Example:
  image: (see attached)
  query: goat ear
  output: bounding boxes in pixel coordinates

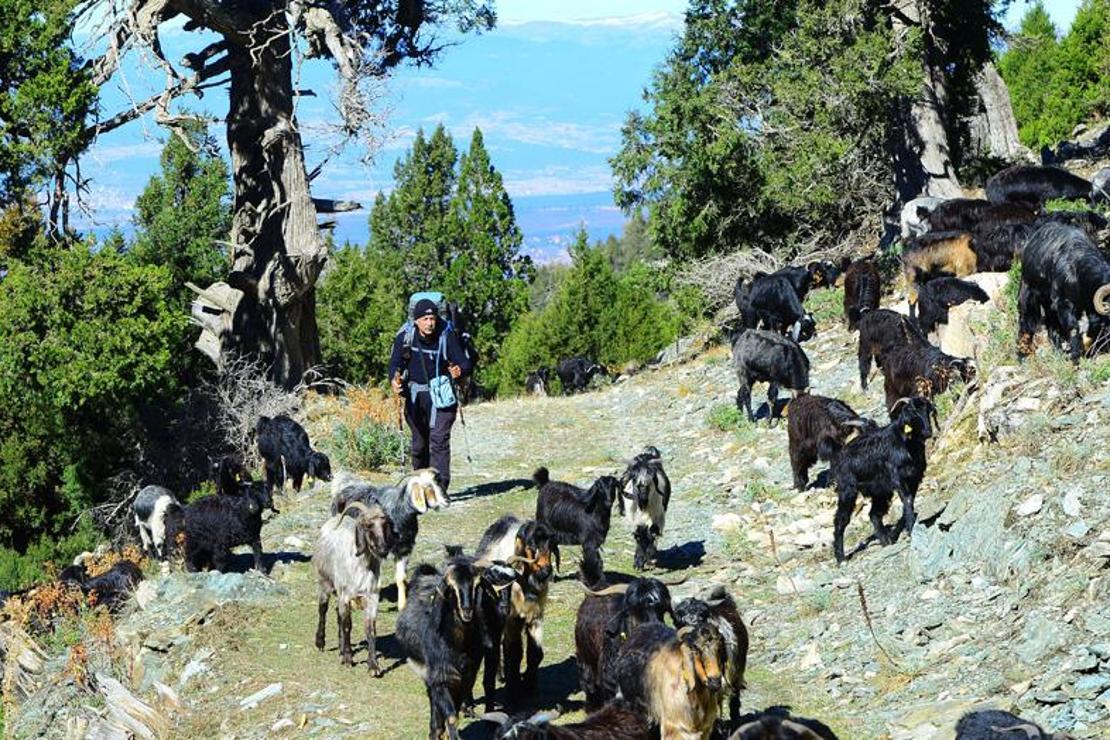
[409,482,429,514]
[354,525,369,558]
[680,644,699,692]
[552,544,561,574]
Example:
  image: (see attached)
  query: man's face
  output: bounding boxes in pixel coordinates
[415,314,437,336]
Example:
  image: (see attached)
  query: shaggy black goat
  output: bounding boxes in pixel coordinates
[829,397,934,563]
[785,394,876,491]
[730,329,810,424]
[1019,222,1110,361]
[213,454,254,497]
[735,274,816,342]
[396,555,518,740]
[574,577,674,710]
[914,277,990,335]
[256,414,332,495]
[973,210,1107,273]
[534,467,622,587]
[556,358,609,394]
[183,481,272,572]
[726,708,840,739]
[840,259,881,331]
[524,367,550,396]
[880,345,975,412]
[926,199,1034,234]
[674,585,750,724]
[620,447,671,570]
[64,560,144,611]
[954,709,1070,739]
[614,621,725,739]
[856,309,930,390]
[986,165,1094,209]
[330,469,449,612]
[474,515,561,708]
[769,261,840,301]
[489,700,654,739]
[132,485,185,560]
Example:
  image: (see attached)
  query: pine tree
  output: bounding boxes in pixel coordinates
[544,225,620,359]
[998,3,1062,149]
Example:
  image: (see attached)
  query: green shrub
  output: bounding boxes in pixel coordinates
[328,419,407,471]
[707,403,747,431]
[0,518,99,592]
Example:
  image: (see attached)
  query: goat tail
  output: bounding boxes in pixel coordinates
[533,467,550,487]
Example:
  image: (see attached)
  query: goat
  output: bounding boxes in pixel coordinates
[183,481,272,573]
[856,309,930,390]
[620,447,671,570]
[840,259,881,331]
[986,165,1094,209]
[785,394,876,491]
[62,560,144,612]
[331,468,449,611]
[313,500,395,674]
[973,210,1107,273]
[913,277,990,336]
[256,414,332,495]
[524,368,550,397]
[132,485,185,561]
[880,345,975,412]
[396,554,518,740]
[213,454,253,497]
[489,700,654,739]
[735,275,816,342]
[769,261,841,301]
[673,586,750,725]
[1019,221,1110,361]
[829,397,934,563]
[474,515,560,708]
[902,232,978,304]
[575,578,674,710]
[726,708,840,739]
[614,621,725,739]
[900,196,945,239]
[729,329,810,424]
[534,467,622,587]
[557,358,609,394]
[954,709,1071,739]
[926,199,1034,234]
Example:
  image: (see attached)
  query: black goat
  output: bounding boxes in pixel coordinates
[914,277,990,335]
[213,454,254,497]
[880,345,975,412]
[1019,222,1110,361]
[620,447,671,570]
[954,709,1069,739]
[829,397,934,563]
[735,274,816,342]
[730,329,810,424]
[330,469,449,611]
[726,708,840,739]
[534,467,622,587]
[769,261,840,301]
[65,561,144,611]
[840,259,880,331]
[973,210,1107,273]
[255,414,332,495]
[489,700,654,739]
[183,481,272,572]
[674,586,750,724]
[986,165,1094,209]
[474,515,560,709]
[556,358,609,394]
[396,555,517,740]
[785,394,876,491]
[574,577,674,710]
[524,367,550,396]
[926,199,1034,234]
[856,309,930,390]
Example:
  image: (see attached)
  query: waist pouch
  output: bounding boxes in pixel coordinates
[429,375,457,409]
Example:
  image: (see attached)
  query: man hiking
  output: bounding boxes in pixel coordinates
[388,297,473,493]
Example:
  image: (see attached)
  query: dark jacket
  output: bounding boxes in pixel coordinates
[387,320,474,388]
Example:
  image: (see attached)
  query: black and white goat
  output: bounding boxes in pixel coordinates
[674,586,750,724]
[132,485,185,560]
[313,500,395,674]
[534,467,623,587]
[331,468,449,611]
[183,481,273,573]
[256,414,332,495]
[620,447,671,570]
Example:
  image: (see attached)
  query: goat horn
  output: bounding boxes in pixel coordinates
[659,573,690,587]
[988,724,1045,739]
[584,583,628,596]
[890,397,913,413]
[473,558,492,568]
[341,501,374,519]
[1094,284,1110,316]
[507,555,535,565]
[676,626,693,638]
[779,719,822,738]
[480,712,510,724]
[842,419,870,429]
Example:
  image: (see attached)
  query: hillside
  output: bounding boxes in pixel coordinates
[3,283,1110,739]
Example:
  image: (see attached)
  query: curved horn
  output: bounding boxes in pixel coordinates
[889,397,913,414]
[659,573,690,587]
[986,724,1045,740]
[584,583,629,596]
[341,500,375,520]
[842,419,870,429]
[479,712,510,725]
[507,555,536,565]
[779,719,823,738]
[676,625,694,639]
[1094,284,1110,316]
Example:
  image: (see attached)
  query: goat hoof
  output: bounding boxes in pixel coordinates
[340,655,353,667]
[368,662,383,678]
[315,638,325,651]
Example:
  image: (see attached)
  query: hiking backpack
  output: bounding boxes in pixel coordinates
[396,291,478,367]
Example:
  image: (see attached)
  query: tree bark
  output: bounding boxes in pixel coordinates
[968,62,1034,163]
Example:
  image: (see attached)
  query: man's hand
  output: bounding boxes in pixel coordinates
[448,363,462,380]
[391,376,403,395]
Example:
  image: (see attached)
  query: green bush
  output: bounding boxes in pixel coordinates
[0,518,99,592]
[707,403,747,431]
[328,419,407,471]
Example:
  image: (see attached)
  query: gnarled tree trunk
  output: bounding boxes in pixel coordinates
[968,62,1034,163]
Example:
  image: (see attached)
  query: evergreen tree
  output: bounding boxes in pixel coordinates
[998,3,1063,149]
[543,226,620,359]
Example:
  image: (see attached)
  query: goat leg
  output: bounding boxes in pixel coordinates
[338,602,353,666]
[524,622,543,692]
[428,685,457,740]
[896,487,916,542]
[315,591,329,651]
[833,485,858,564]
[364,589,382,676]
[251,538,263,573]
[396,557,409,612]
[869,493,893,546]
[482,642,500,712]
[503,620,525,700]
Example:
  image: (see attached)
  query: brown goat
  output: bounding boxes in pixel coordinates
[785,394,876,491]
[840,259,881,330]
[902,232,978,304]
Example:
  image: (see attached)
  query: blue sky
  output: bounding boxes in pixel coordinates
[74,1,1082,262]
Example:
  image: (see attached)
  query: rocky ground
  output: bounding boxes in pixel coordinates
[4,284,1110,739]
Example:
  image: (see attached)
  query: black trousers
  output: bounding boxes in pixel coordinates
[405,391,458,492]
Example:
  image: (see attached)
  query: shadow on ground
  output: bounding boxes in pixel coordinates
[453,478,534,503]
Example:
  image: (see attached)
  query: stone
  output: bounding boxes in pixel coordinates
[1015,494,1044,517]
[1062,489,1083,517]
[240,683,283,710]
[1064,520,1090,539]
[712,513,744,532]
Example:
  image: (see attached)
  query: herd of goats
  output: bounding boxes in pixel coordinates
[6,162,1109,739]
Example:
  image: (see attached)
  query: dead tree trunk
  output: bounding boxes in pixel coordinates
[191,14,327,389]
[968,62,1034,163]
